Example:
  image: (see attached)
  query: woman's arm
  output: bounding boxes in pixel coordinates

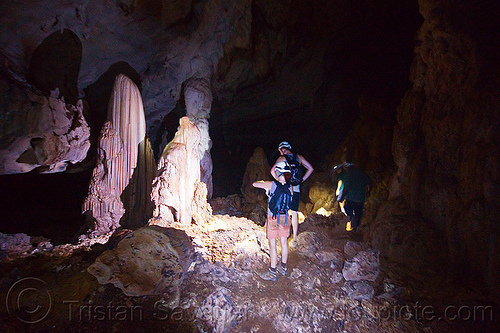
[270,156,285,180]
[298,154,314,181]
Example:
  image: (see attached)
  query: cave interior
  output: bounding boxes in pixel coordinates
[0,0,499,332]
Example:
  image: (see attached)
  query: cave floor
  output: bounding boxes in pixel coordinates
[0,211,498,333]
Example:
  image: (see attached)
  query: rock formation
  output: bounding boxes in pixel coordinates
[150,116,211,226]
[240,147,271,204]
[305,179,337,215]
[87,226,193,299]
[0,0,498,307]
[184,77,214,198]
[0,79,90,174]
[313,0,500,301]
[82,74,155,236]
[388,0,500,297]
[237,147,271,225]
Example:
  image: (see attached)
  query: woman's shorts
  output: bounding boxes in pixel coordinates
[266,214,291,240]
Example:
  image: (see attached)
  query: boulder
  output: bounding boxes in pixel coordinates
[342,249,380,282]
[0,232,32,256]
[87,226,193,299]
[196,288,240,333]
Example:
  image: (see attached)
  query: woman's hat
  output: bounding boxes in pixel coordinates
[278,141,292,150]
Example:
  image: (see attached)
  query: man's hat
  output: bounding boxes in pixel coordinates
[333,162,354,171]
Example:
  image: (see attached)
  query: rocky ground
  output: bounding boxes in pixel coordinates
[0,198,498,333]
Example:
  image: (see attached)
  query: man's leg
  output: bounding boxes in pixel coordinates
[351,202,364,230]
[339,200,346,215]
[344,200,355,231]
[280,236,288,264]
[290,191,300,238]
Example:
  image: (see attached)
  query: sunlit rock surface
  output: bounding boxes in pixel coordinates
[0,79,90,174]
[83,74,155,236]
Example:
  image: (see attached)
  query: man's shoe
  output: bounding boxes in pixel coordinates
[346,221,353,232]
[276,264,287,276]
[258,268,278,281]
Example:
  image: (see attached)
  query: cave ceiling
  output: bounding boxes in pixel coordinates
[0,0,421,166]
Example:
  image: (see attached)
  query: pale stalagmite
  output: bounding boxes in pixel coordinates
[184,77,214,198]
[150,116,211,226]
[83,74,155,236]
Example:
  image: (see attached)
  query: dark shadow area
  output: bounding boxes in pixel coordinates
[26,29,81,105]
[209,0,421,198]
[0,169,92,244]
[119,140,155,229]
[152,95,185,159]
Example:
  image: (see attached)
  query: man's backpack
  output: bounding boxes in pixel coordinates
[284,153,304,186]
[268,181,292,226]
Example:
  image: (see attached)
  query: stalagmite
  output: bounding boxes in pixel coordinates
[82,74,155,237]
[150,116,211,226]
[184,77,214,198]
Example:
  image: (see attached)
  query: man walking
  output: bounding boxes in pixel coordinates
[338,163,372,232]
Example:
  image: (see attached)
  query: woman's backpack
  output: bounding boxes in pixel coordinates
[268,181,292,226]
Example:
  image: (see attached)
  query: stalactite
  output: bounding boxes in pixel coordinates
[82,74,155,237]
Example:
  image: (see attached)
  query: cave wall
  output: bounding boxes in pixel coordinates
[320,0,499,300]
[389,0,499,297]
